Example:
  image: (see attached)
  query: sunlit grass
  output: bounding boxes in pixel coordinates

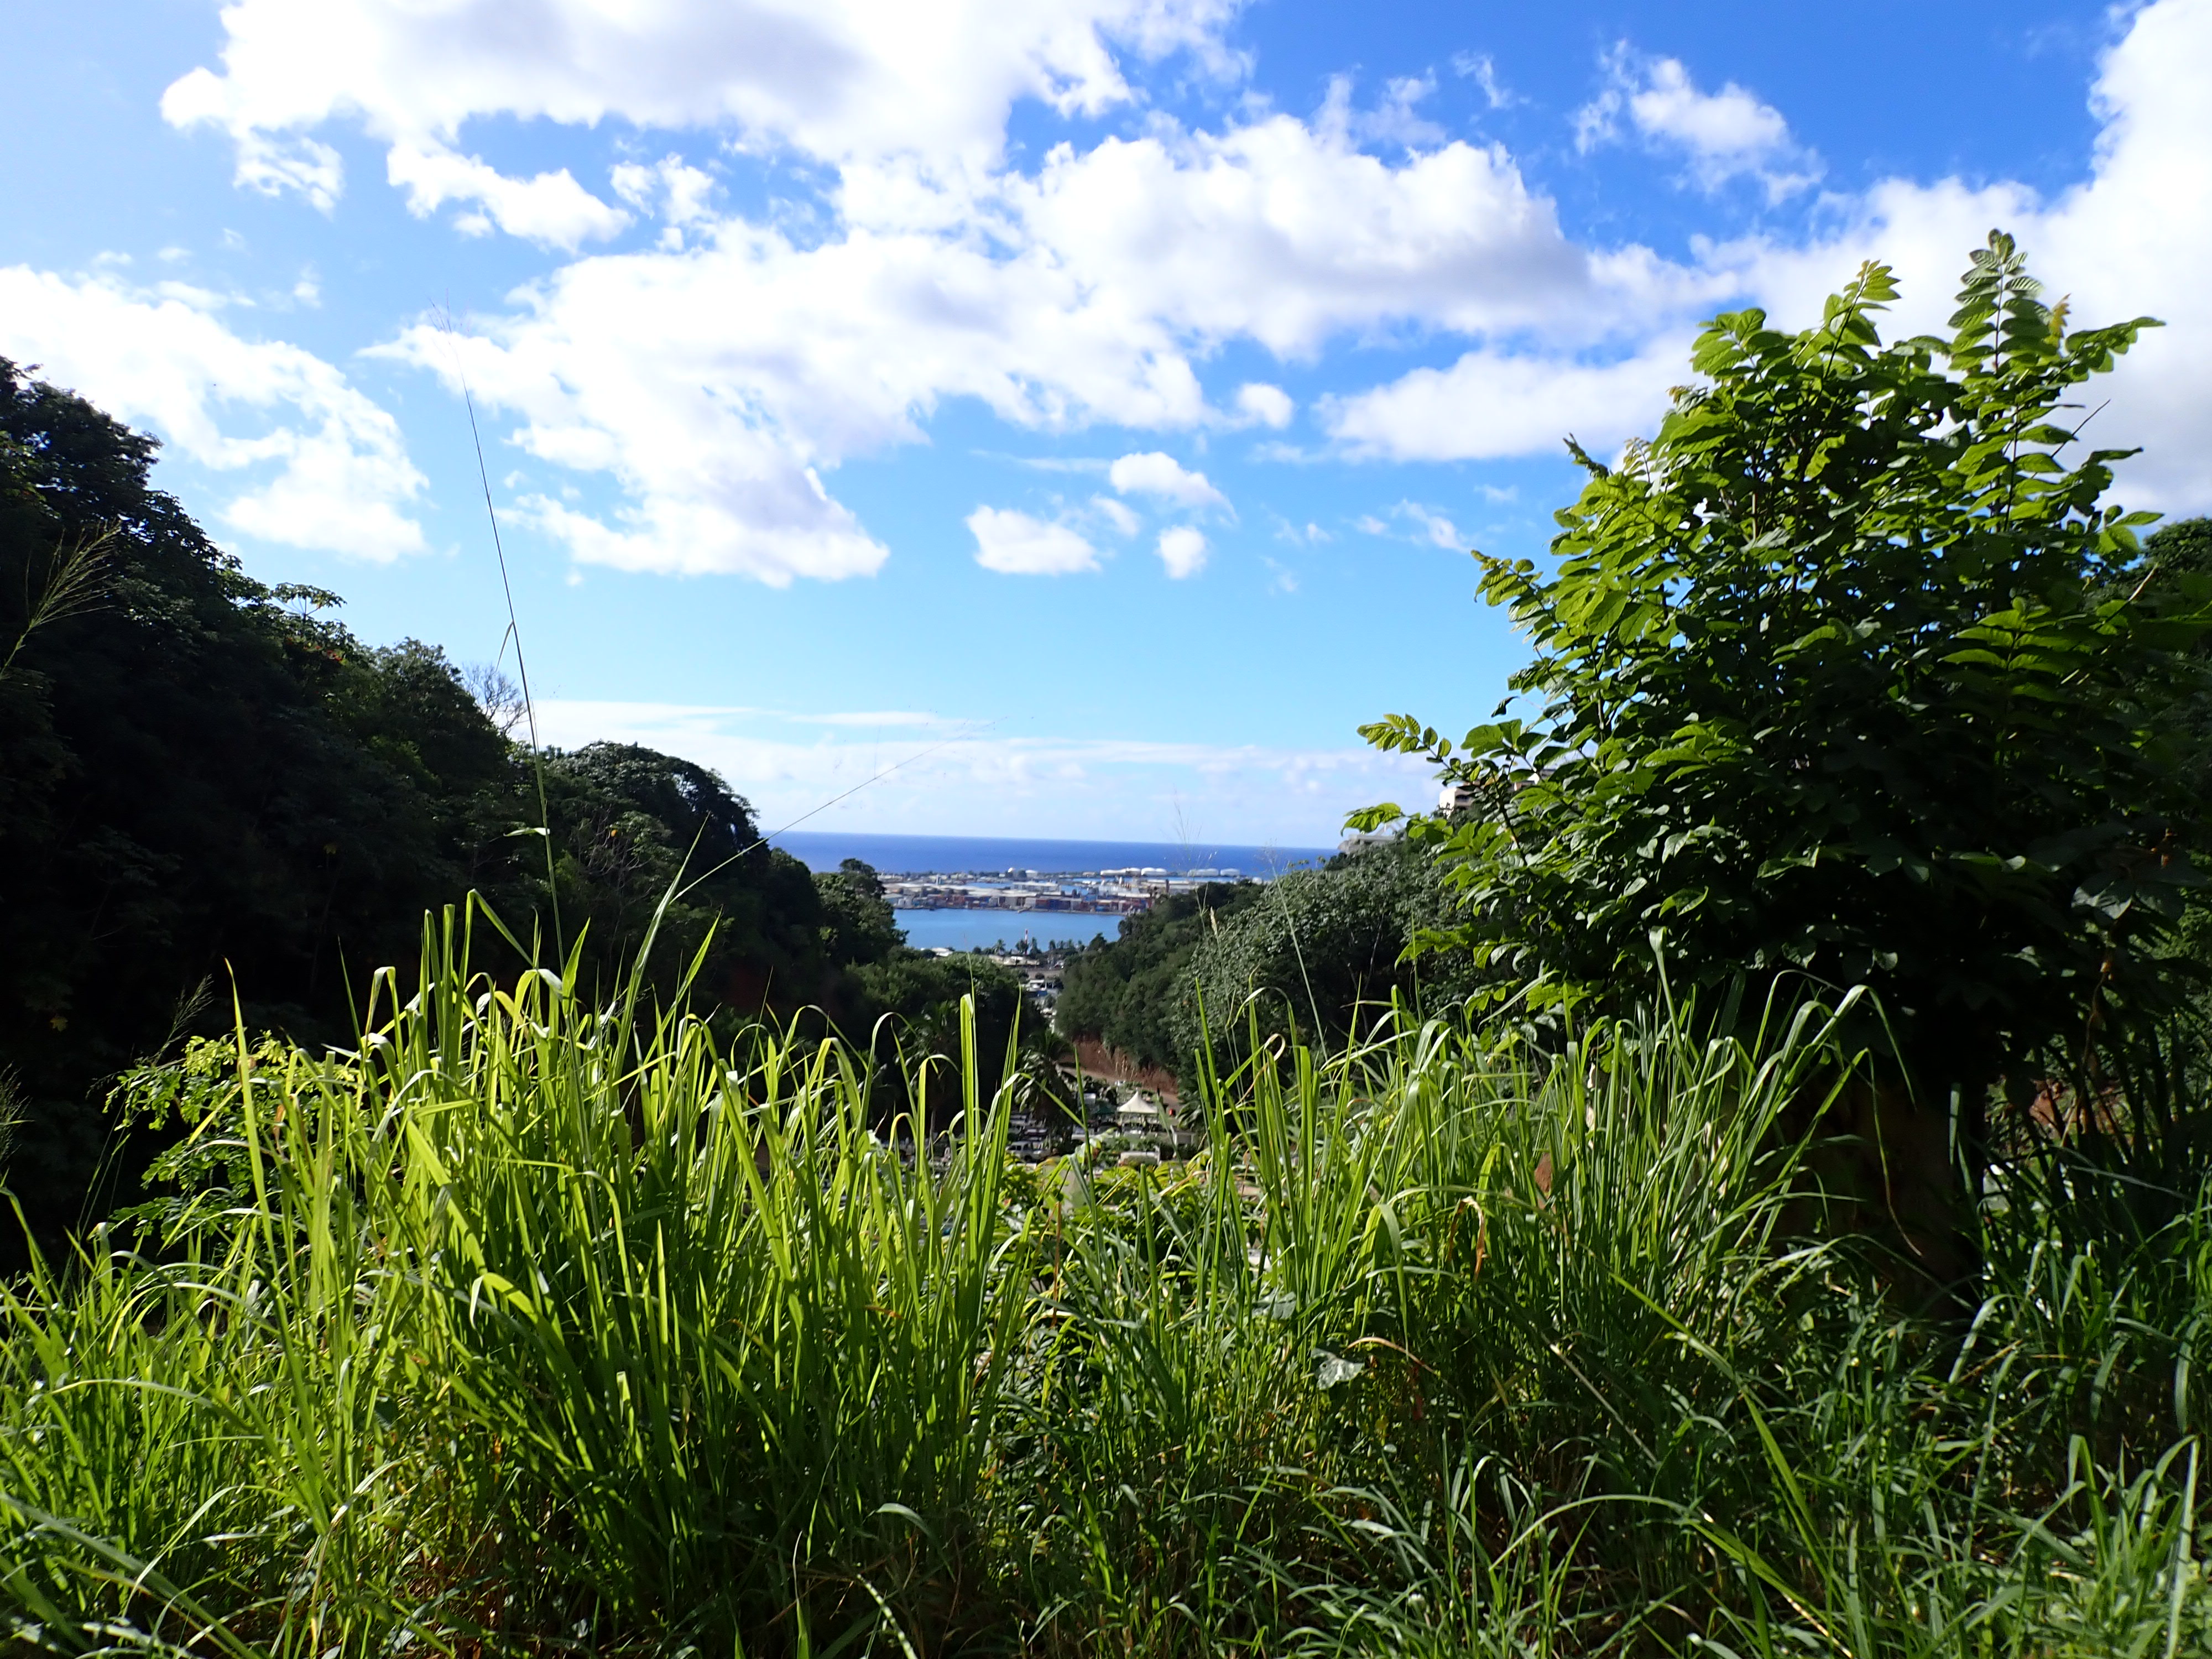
[3,906,2207,1655]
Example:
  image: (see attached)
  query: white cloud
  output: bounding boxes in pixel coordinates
[1350,503,1468,549]
[1323,337,1692,461]
[153,279,246,310]
[1397,502,1463,549]
[611,155,720,227]
[1328,0,2212,508]
[1451,51,1517,110]
[968,505,1100,573]
[160,0,1686,587]
[1091,495,1142,535]
[385,143,630,248]
[1110,450,1229,510]
[1317,72,1447,151]
[0,267,425,559]
[1234,381,1293,428]
[518,483,881,582]
[532,698,1433,842]
[1156,524,1208,577]
[161,0,1243,217]
[1010,118,1621,359]
[1577,48,1820,201]
[163,0,2212,582]
[1692,0,2212,511]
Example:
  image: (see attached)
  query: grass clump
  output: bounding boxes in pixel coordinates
[3,911,2208,1656]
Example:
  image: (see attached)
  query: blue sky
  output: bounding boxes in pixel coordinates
[6,0,2208,844]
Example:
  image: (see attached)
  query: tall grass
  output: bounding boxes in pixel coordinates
[3,911,2207,1655]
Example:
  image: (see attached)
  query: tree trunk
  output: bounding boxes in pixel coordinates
[1783,1072,1984,1315]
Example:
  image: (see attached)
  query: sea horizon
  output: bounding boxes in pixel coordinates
[770,829,1335,879]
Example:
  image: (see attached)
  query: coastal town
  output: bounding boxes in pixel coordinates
[879,865,1250,918]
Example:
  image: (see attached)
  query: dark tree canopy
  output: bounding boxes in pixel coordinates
[1164,841,1479,1099]
[535,740,835,1013]
[0,358,531,1242]
[0,361,917,1251]
[1052,856,1472,1099]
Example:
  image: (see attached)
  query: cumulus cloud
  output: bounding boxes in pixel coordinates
[610,155,720,228]
[1156,524,1208,577]
[1397,503,1463,549]
[968,505,1100,574]
[1316,72,1447,151]
[1576,47,1820,201]
[1234,381,1293,427]
[1690,0,2212,511]
[1451,51,1517,111]
[0,267,425,559]
[156,0,2212,583]
[1091,495,1142,535]
[1354,502,1467,549]
[160,0,1243,206]
[1335,0,2212,509]
[1109,450,1229,510]
[1322,337,1692,461]
[159,0,1692,585]
[385,143,630,248]
[1009,118,1619,358]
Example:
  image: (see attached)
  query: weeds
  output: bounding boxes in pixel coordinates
[2,911,2206,1655]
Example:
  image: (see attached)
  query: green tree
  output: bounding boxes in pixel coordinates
[1170,841,1478,1095]
[849,950,1029,1126]
[533,742,835,1014]
[0,362,861,1256]
[2128,517,2212,801]
[815,858,905,968]
[1357,234,2198,1133]
[1055,881,1267,1073]
[0,358,534,1251]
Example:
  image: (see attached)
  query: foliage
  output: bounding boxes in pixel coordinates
[2130,515,2212,805]
[1058,853,1478,1099]
[816,856,906,968]
[1171,838,1480,1093]
[1355,235,2203,1114]
[0,358,526,1255]
[4,931,2210,1655]
[0,361,882,1259]
[850,947,1041,1125]
[1056,880,1269,1073]
[534,740,836,1015]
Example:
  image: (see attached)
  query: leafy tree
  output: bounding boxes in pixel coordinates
[0,358,535,1250]
[1356,234,2198,1145]
[1056,882,1267,1074]
[1170,841,1479,1094]
[2127,517,2212,801]
[0,362,873,1255]
[850,950,1031,1125]
[815,858,905,968]
[533,742,835,1014]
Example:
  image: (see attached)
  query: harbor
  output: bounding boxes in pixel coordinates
[881,866,1246,918]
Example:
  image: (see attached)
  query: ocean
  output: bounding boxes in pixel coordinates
[771,830,1334,879]
[893,908,1123,953]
